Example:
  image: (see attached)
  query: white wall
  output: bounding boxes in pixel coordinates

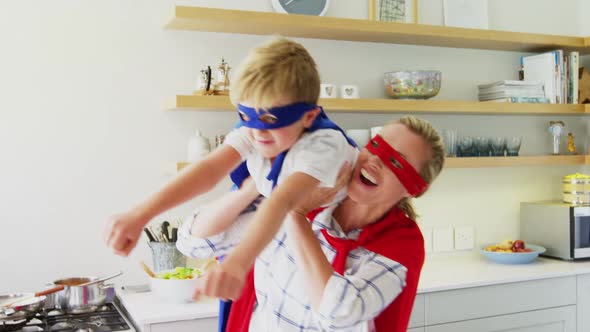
[0,0,586,293]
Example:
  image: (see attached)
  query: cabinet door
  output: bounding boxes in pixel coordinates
[425,305,576,332]
[578,274,590,332]
[425,276,576,325]
[149,317,218,332]
[408,294,425,328]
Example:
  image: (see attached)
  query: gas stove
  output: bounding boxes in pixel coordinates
[12,303,135,332]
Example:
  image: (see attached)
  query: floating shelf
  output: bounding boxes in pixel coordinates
[176,155,590,172]
[165,6,589,53]
[445,155,590,168]
[170,95,589,116]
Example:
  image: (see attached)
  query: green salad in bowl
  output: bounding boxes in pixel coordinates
[156,267,201,280]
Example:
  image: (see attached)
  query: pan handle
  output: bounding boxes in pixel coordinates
[35,285,65,297]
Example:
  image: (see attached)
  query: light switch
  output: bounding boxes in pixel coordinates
[454,226,475,250]
[433,227,454,252]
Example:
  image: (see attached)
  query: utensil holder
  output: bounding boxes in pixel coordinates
[148,242,187,272]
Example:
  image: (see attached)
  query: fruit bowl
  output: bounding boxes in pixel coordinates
[384,71,442,99]
[481,243,546,264]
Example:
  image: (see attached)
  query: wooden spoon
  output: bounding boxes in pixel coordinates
[200,257,217,272]
[140,261,156,278]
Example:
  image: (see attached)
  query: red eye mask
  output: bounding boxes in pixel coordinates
[364,135,428,197]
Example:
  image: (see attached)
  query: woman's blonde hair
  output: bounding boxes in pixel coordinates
[394,116,445,220]
[230,37,320,109]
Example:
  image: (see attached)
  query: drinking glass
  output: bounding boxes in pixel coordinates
[475,136,490,157]
[443,130,458,157]
[458,136,475,157]
[506,137,523,156]
[490,137,507,157]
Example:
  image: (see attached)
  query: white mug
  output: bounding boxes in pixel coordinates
[340,85,360,99]
[346,129,371,147]
[320,83,337,98]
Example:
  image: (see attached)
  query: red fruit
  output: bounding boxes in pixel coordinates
[512,240,526,252]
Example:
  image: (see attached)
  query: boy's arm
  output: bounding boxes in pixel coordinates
[193,172,320,300]
[191,178,260,238]
[224,172,320,267]
[104,145,243,256]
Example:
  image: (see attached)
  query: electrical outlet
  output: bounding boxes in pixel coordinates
[454,226,475,250]
[421,227,433,253]
[433,227,454,252]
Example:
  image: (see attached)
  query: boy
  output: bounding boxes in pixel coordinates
[104,37,357,299]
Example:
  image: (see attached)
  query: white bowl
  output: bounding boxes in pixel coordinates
[150,271,199,303]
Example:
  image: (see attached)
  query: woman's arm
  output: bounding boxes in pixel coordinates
[176,206,255,260]
[285,211,334,309]
[287,211,408,328]
[221,172,321,270]
[190,178,260,238]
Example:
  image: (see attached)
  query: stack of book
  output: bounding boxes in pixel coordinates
[478,80,548,103]
[522,50,579,104]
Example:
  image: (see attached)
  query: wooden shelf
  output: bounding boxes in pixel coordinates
[170,95,589,115]
[445,155,590,168]
[176,156,590,172]
[165,6,589,53]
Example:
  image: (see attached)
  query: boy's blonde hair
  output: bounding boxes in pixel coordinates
[394,116,445,220]
[230,37,320,109]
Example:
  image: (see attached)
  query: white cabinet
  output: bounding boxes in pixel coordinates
[408,294,425,328]
[425,276,576,325]
[148,317,218,332]
[578,274,590,332]
[408,276,580,331]
[424,305,576,332]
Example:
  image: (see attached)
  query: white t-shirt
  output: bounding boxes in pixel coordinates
[224,127,358,205]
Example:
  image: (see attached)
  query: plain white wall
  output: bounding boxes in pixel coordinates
[0,0,587,293]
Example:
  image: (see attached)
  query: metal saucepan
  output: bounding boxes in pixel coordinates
[0,293,46,332]
[46,273,121,313]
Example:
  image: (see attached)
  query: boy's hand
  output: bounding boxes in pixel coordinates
[104,209,148,256]
[292,162,353,216]
[193,260,248,301]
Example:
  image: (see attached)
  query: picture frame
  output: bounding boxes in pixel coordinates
[369,0,418,23]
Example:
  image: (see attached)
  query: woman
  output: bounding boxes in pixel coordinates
[177,116,445,331]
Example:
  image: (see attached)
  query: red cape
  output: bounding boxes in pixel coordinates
[226,207,425,332]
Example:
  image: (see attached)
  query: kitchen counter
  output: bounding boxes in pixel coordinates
[118,253,590,326]
[117,289,219,325]
[418,252,590,293]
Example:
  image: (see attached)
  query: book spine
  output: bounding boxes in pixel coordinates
[571,52,580,104]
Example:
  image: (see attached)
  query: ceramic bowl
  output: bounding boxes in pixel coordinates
[481,244,546,264]
[384,71,441,99]
[150,269,200,303]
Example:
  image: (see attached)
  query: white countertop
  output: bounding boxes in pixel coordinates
[418,252,590,293]
[118,290,219,325]
[118,254,590,324]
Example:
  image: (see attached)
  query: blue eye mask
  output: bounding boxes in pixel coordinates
[237,102,318,129]
[230,104,357,190]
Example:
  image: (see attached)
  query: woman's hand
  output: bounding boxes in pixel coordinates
[292,162,353,216]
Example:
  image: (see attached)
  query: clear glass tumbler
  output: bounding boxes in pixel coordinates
[443,129,458,157]
[490,137,507,157]
[506,137,523,156]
